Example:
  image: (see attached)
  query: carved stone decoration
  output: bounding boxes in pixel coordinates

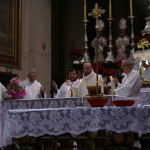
[115,18,130,61]
[91,19,107,63]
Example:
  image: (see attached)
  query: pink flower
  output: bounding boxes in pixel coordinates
[8,77,26,99]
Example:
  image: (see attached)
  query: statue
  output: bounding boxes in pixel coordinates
[91,19,107,63]
[115,18,130,61]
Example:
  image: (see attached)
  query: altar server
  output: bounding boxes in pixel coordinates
[80,62,103,97]
[114,58,142,97]
[53,68,81,97]
[20,69,47,99]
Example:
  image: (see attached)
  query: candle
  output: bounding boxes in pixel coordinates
[109,0,112,18]
[110,76,114,95]
[101,80,104,94]
[79,79,83,84]
[84,0,86,20]
[130,0,133,16]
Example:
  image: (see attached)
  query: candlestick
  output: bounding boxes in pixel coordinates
[106,18,115,62]
[84,0,86,20]
[101,80,104,94]
[130,0,133,16]
[109,0,112,18]
[128,16,135,53]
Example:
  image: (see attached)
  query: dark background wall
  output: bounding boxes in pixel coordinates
[51,0,149,88]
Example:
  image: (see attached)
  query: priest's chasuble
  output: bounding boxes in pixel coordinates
[20,79,47,99]
[115,69,142,97]
[80,70,103,97]
[142,66,150,80]
[55,79,81,98]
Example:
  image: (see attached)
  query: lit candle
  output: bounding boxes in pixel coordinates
[110,76,114,95]
[109,0,112,18]
[84,0,86,20]
[79,78,83,104]
[101,80,104,94]
[79,79,83,84]
[130,0,133,16]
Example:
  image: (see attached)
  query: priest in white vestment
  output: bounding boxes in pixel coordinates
[142,60,150,80]
[53,68,81,97]
[20,69,47,99]
[80,62,103,97]
[114,58,142,97]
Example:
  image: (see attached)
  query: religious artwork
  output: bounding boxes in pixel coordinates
[0,0,21,68]
[115,18,129,61]
[91,19,107,63]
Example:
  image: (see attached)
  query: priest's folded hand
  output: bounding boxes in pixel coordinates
[40,87,46,94]
[52,81,58,90]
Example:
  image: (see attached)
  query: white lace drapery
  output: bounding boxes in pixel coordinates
[3,105,150,147]
[0,98,90,147]
[139,88,150,105]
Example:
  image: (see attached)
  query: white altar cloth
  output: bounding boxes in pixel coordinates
[0,98,89,148]
[139,88,150,105]
[3,105,150,147]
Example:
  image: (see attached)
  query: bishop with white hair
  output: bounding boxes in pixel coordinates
[20,69,47,99]
[114,57,142,97]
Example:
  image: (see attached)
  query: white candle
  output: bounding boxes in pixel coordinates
[109,0,112,18]
[110,76,114,95]
[101,80,104,94]
[84,0,86,20]
[79,79,83,84]
[130,0,133,16]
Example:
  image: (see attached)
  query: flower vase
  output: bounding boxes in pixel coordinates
[11,93,22,99]
[8,91,24,99]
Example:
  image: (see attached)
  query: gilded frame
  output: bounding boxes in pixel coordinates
[0,0,21,68]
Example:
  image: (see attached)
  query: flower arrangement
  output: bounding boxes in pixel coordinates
[68,49,83,60]
[137,38,150,50]
[134,35,150,50]
[7,77,26,99]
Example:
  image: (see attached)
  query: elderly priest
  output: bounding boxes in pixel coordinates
[80,62,103,97]
[20,69,47,99]
[114,58,142,97]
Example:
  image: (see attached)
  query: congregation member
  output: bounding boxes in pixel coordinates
[114,58,142,97]
[53,68,81,97]
[80,62,103,97]
[0,82,6,101]
[20,69,47,99]
[142,60,150,80]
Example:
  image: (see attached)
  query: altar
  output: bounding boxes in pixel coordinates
[139,88,150,105]
[0,96,149,149]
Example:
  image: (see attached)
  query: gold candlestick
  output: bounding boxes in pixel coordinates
[84,0,86,20]
[109,0,112,18]
[130,0,133,16]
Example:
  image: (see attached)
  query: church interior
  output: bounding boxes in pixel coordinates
[1,0,150,150]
